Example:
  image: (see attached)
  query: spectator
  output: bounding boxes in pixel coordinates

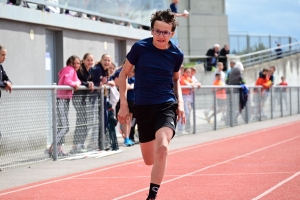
[89,54,111,150]
[0,45,12,139]
[190,67,199,83]
[178,68,200,133]
[170,0,189,18]
[113,66,135,146]
[253,68,271,120]
[0,45,12,95]
[226,61,245,85]
[278,76,288,110]
[71,53,94,154]
[47,55,81,157]
[205,72,226,123]
[205,44,220,71]
[275,44,283,59]
[219,44,230,72]
[226,59,236,78]
[215,62,226,83]
[225,62,246,125]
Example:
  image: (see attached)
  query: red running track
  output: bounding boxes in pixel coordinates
[0,121,300,200]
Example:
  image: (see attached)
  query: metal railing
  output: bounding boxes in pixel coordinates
[0,85,299,170]
[231,41,300,68]
[229,34,298,55]
[2,0,169,28]
[184,41,300,69]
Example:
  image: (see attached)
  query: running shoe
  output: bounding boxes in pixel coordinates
[124,138,132,146]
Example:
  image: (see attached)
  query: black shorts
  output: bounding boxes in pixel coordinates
[134,101,178,143]
[116,100,135,115]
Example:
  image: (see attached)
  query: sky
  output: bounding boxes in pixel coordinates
[226,0,300,42]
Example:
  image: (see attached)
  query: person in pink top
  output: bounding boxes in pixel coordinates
[48,55,81,157]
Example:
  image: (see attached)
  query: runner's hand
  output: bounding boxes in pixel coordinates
[176,101,185,124]
[118,104,130,124]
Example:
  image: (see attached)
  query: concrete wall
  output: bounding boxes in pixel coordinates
[243,54,300,86]
[175,0,228,56]
[0,3,150,85]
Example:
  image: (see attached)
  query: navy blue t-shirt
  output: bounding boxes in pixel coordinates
[126,37,184,105]
[170,3,177,13]
[111,67,135,101]
[92,63,108,87]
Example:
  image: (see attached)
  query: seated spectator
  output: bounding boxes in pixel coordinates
[219,44,230,72]
[275,44,283,59]
[205,44,220,71]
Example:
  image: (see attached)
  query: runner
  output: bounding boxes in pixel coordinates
[118,9,185,200]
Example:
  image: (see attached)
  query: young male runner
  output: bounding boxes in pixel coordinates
[118,9,185,200]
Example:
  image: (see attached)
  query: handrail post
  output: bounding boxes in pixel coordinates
[280,88,283,117]
[213,87,217,130]
[298,87,300,114]
[100,87,105,150]
[52,86,58,161]
[270,87,273,119]
[258,87,262,121]
[192,87,196,134]
[230,87,233,127]
[289,87,292,115]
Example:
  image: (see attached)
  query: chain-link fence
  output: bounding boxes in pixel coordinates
[0,85,299,169]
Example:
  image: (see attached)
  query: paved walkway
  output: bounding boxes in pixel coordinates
[0,114,299,191]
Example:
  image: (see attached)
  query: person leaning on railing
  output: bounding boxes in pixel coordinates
[0,45,13,139]
[71,53,95,154]
[205,44,220,71]
[47,55,81,157]
[225,62,246,125]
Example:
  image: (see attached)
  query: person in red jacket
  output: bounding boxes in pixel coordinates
[253,68,270,120]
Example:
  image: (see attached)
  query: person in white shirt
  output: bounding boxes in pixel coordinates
[215,62,226,83]
[190,67,199,83]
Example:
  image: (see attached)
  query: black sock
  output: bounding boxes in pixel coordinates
[147,183,160,199]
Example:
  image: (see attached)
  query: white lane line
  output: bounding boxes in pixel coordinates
[71,172,295,180]
[113,135,300,200]
[0,121,298,196]
[252,171,300,200]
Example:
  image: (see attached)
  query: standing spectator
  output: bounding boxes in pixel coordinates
[178,68,200,133]
[219,44,230,72]
[48,55,81,157]
[0,45,12,139]
[118,10,185,200]
[169,0,188,47]
[206,72,226,123]
[205,44,220,71]
[0,45,12,95]
[190,67,199,83]
[89,54,111,150]
[170,0,189,18]
[225,62,246,125]
[275,44,283,59]
[278,76,288,110]
[226,59,236,78]
[253,68,271,120]
[215,62,226,83]
[71,53,94,154]
[113,66,135,146]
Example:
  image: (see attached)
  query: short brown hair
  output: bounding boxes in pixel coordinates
[150,9,178,32]
[0,45,5,51]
